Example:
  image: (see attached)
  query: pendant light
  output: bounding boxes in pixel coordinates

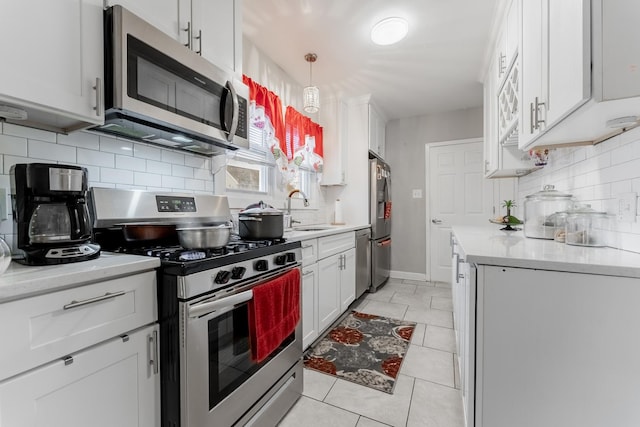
[303,53,320,114]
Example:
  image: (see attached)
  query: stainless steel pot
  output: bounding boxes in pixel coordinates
[238,204,284,240]
[176,224,232,249]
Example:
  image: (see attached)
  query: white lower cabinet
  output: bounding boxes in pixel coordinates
[300,231,356,349]
[0,324,160,427]
[302,263,319,350]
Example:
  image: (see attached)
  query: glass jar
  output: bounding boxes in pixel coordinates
[547,211,569,242]
[523,185,575,239]
[565,206,609,247]
[0,237,11,274]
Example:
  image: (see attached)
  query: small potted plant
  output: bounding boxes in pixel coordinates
[500,200,522,230]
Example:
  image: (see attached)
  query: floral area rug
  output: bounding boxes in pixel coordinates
[303,311,416,394]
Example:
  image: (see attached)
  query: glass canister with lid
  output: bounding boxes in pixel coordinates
[564,205,609,247]
[523,185,576,239]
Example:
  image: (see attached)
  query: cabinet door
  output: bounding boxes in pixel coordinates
[546,0,590,127]
[339,248,356,312]
[105,0,190,45]
[302,263,319,350]
[0,324,160,427]
[483,59,499,176]
[191,0,242,75]
[320,97,348,186]
[317,254,341,333]
[518,0,546,149]
[0,0,104,129]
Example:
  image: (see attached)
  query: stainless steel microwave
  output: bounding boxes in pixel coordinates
[95,5,249,156]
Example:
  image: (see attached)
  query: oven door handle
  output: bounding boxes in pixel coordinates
[189,289,253,318]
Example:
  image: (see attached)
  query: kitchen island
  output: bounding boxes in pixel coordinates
[452,225,640,427]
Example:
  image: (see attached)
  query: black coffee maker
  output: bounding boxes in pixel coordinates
[10,163,100,265]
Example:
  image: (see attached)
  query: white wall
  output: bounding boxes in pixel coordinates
[385,107,484,278]
[518,126,640,253]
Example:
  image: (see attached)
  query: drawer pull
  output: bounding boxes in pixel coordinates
[63,291,126,310]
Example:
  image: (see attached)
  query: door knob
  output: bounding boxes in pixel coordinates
[431,219,443,224]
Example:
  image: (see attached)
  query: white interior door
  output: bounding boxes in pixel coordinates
[426,139,494,282]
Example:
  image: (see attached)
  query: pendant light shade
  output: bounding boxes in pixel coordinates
[303,53,320,114]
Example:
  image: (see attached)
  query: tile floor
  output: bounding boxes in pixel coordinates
[278,278,465,427]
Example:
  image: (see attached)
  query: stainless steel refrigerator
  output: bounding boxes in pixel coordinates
[369,155,391,292]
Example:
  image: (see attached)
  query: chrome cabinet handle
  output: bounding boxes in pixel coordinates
[183,21,192,49]
[303,269,314,276]
[534,96,546,129]
[530,102,535,134]
[149,330,159,375]
[431,219,443,224]
[92,77,102,117]
[194,29,202,55]
[226,80,240,142]
[63,290,125,310]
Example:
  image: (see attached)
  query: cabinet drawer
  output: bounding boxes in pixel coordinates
[318,232,355,260]
[300,238,318,266]
[0,271,157,381]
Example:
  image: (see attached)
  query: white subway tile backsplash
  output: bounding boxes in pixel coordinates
[147,159,172,175]
[116,154,146,172]
[133,143,162,161]
[77,148,115,168]
[99,137,134,155]
[4,155,48,172]
[58,131,100,150]
[172,164,193,178]
[193,168,212,180]
[184,178,205,191]
[161,175,185,189]
[28,140,76,163]
[0,134,27,157]
[161,150,185,165]
[4,123,56,143]
[100,167,134,185]
[134,171,161,187]
[185,156,210,170]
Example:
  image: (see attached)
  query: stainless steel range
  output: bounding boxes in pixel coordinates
[89,188,303,427]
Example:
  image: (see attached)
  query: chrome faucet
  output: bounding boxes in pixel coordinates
[287,189,309,214]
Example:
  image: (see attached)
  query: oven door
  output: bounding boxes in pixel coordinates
[180,267,303,427]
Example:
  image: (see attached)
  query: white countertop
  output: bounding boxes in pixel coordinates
[452,225,640,278]
[0,253,161,303]
[283,224,370,241]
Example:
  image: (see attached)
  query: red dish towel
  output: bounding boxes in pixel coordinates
[248,268,301,363]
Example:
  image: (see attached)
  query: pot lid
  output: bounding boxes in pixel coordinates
[241,200,283,215]
[566,204,607,216]
[525,184,573,200]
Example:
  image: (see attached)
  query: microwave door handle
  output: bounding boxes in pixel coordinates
[225,80,240,142]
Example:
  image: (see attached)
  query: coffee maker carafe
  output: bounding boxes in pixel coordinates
[10,163,100,265]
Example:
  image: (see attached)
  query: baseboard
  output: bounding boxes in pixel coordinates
[389,270,427,281]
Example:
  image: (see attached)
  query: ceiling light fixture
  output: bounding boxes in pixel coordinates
[303,53,320,114]
[371,17,408,46]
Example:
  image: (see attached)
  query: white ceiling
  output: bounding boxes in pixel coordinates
[242,0,501,121]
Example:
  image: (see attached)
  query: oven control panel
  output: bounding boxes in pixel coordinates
[156,195,197,212]
[180,247,302,298]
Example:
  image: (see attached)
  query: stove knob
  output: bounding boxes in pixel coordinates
[214,270,231,284]
[255,259,269,271]
[231,266,246,280]
[286,252,296,263]
[274,255,286,265]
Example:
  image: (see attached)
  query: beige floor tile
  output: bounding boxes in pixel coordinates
[356,417,393,427]
[402,279,433,287]
[278,396,360,427]
[406,379,464,427]
[414,286,453,299]
[435,281,452,289]
[431,296,453,312]
[358,300,409,321]
[303,368,337,401]
[324,374,415,427]
[351,297,370,312]
[423,325,456,353]
[389,292,431,308]
[401,345,455,387]
[404,306,453,329]
[410,323,427,346]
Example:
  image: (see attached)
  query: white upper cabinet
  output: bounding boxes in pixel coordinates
[518,0,640,150]
[106,0,242,76]
[483,0,538,178]
[368,104,386,159]
[104,0,189,44]
[319,96,349,186]
[0,0,104,132]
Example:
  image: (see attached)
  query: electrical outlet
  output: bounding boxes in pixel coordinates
[412,189,422,199]
[617,192,637,222]
[0,188,6,221]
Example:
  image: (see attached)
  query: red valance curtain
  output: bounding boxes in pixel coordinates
[285,106,323,173]
[242,75,286,156]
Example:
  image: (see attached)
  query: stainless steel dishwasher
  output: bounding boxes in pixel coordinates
[355,228,371,299]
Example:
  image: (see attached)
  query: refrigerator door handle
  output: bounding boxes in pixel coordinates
[377,238,392,247]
